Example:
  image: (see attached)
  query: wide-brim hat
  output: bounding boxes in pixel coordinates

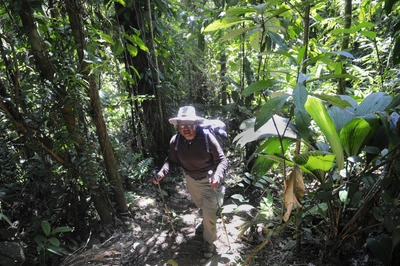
[169,106,204,125]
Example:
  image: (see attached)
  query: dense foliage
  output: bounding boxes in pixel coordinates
[0,0,399,265]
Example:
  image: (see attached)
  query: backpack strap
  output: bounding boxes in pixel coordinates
[174,132,181,152]
[203,128,211,153]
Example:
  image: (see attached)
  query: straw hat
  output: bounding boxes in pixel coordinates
[168,106,204,125]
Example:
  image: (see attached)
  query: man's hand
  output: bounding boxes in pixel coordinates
[152,171,164,185]
[209,175,220,189]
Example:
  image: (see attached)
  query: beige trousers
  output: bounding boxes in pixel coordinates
[184,172,218,244]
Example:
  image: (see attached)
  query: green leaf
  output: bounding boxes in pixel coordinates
[131,34,149,52]
[329,51,355,59]
[367,235,392,266]
[294,151,336,172]
[242,80,281,96]
[231,194,246,202]
[308,73,360,82]
[203,17,250,32]
[297,45,306,64]
[255,94,290,131]
[294,108,310,142]
[340,116,380,157]
[330,28,357,35]
[46,245,68,256]
[356,22,377,30]
[252,137,296,175]
[386,93,400,110]
[293,83,308,109]
[114,0,126,6]
[356,92,392,115]
[310,93,352,108]
[294,151,336,182]
[127,44,138,57]
[326,95,358,132]
[51,226,73,235]
[249,29,262,52]
[234,115,299,148]
[225,6,257,16]
[0,213,13,227]
[166,259,179,266]
[41,221,51,237]
[339,190,348,203]
[305,97,344,170]
[96,31,114,45]
[34,235,47,246]
[113,39,124,56]
[361,30,377,39]
[219,26,258,42]
[48,237,60,247]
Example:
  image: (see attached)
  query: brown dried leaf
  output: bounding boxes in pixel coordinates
[282,165,305,222]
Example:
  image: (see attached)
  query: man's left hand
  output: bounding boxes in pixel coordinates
[210,175,220,189]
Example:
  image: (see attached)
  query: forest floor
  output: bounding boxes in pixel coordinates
[60,168,382,266]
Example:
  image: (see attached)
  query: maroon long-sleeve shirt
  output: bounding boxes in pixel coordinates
[159,127,228,180]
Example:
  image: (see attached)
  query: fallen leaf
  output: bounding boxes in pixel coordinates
[282,165,305,222]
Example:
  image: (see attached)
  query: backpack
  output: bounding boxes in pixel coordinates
[174,119,228,153]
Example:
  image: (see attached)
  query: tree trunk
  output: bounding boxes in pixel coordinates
[65,0,128,215]
[338,0,352,95]
[220,51,227,105]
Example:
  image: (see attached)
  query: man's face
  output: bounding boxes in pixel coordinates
[178,121,197,140]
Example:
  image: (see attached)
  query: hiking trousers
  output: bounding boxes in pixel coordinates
[184,172,218,244]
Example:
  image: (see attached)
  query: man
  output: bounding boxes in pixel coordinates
[152,106,228,258]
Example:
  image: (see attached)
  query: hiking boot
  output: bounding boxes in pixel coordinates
[195,221,204,234]
[203,242,216,258]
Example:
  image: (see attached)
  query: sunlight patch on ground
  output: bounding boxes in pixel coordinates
[137,197,156,208]
[180,214,197,225]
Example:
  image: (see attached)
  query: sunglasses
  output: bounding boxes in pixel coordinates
[178,123,196,129]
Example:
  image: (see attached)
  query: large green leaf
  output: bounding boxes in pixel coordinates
[294,151,336,182]
[293,83,310,140]
[260,154,318,180]
[340,115,380,157]
[294,108,310,143]
[293,83,308,109]
[203,17,251,32]
[367,234,393,266]
[234,115,300,147]
[225,6,257,16]
[327,95,358,132]
[308,74,360,83]
[255,94,290,131]
[219,26,259,42]
[242,80,281,96]
[311,93,353,109]
[251,137,296,176]
[386,93,400,110]
[356,92,392,116]
[305,97,344,170]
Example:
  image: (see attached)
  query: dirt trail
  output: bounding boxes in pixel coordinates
[61,179,252,266]
[60,176,379,266]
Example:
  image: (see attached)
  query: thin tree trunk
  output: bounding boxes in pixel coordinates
[338,0,352,95]
[220,51,227,105]
[65,0,128,215]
